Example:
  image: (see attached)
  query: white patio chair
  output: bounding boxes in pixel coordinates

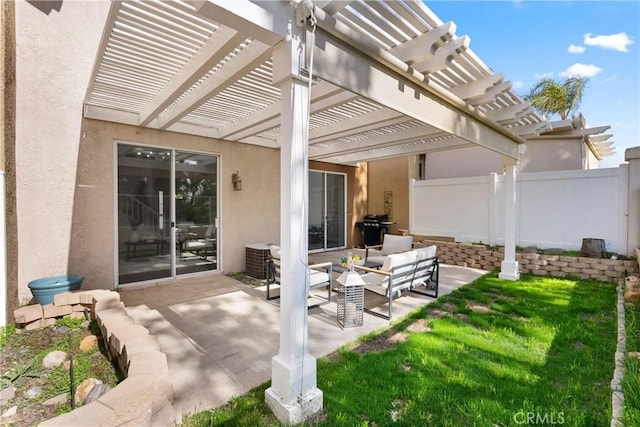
[364,234,414,267]
[265,246,332,308]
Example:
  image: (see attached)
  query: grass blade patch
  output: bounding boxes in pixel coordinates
[318,274,616,426]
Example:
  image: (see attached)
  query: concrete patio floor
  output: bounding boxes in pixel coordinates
[120,250,487,419]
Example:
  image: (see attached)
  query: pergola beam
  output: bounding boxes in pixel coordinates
[191,0,289,45]
[310,26,522,159]
[311,124,442,158]
[312,137,473,164]
[218,80,344,140]
[388,22,456,63]
[412,36,470,74]
[139,26,245,126]
[484,102,531,123]
[157,41,273,129]
[510,121,552,137]
[449,73,503,100]
[466,81,512,106]
[309,111,408,144]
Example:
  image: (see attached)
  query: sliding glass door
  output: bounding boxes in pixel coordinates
[309,171,346,251]
[116,144,218,285]
[175,151,218,276]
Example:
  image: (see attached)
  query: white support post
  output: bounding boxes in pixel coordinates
[265,17,323,425]
[499,159,520,280]
[488,172,498,247]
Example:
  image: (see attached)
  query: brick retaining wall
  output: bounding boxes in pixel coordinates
[14,290,175,426]
[415,240,639,281]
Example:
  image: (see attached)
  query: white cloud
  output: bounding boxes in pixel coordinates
[602,73,618,83]
[560,63,602,78]
[584,32,635,52]
[568,44,585,54]
[512,81,524,90]
[534,72,554,79]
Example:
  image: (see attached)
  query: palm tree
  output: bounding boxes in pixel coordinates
[524,76,588,120]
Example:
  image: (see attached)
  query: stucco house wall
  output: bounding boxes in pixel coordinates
[425,138,587,180]
[424,147,505,179]
[366,157,417,235]
[15,0,110,303]
[69,119,281,292]
[518,139,584,173]
[11,0,363,307]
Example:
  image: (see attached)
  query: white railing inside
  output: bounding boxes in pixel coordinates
[119,194,160,230]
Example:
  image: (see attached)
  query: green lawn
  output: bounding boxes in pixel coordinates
[183,273,617,426]
[624,299,640,425]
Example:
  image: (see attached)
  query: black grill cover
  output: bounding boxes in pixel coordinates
[360,214,389,245]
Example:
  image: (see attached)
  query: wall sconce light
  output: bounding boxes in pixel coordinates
[232,171,242,190]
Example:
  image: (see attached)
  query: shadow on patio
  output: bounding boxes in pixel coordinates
[120,249,487,418]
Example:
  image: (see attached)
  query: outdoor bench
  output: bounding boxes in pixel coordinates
[354,245,439,320]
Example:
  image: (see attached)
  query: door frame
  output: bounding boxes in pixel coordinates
[113,141,222,288]
[308,169,347,253]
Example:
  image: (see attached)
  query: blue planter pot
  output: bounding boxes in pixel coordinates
[27,274,84,305]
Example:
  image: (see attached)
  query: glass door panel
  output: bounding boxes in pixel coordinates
[308,172,325,251]
[175,151,218,275]
[325,173,346,249]
[308,171,346,251]
[117,145,172,284]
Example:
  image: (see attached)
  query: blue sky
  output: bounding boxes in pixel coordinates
[425,1,639,167]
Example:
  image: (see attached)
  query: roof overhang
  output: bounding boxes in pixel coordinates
[531,116,615,160]
[84,0,548,165]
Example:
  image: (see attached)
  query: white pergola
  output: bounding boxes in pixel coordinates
[84,0,550,422]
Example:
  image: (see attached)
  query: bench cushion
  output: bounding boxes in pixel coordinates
[361,250,418,295]
[367,234,414,266]
[413,245,437,286]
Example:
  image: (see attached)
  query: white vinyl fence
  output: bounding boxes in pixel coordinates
[410,166,630,254]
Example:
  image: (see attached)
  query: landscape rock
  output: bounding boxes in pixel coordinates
[56,326,71,334]
[79,335,98,351]
[75,378,103,405]
[1,405,17,418]
[42,350,68,368]
[0,385,15,405]
[25,386,43,399]
[13,304,43,324]
[42,393,68,406]
[84,382,110,404]
[522,246,538,254]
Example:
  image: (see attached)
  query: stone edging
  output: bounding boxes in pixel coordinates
[611,278,628,427]
[16,290,176,426]
[415,240,639,280]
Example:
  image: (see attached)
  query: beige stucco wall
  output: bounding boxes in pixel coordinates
[425,146,504,179]
[71,119,280,292]
[519,139,584,173]
[15,0,110,304]
[13,0,364,305]
[425,138,587,181]
[366,157,416,235]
